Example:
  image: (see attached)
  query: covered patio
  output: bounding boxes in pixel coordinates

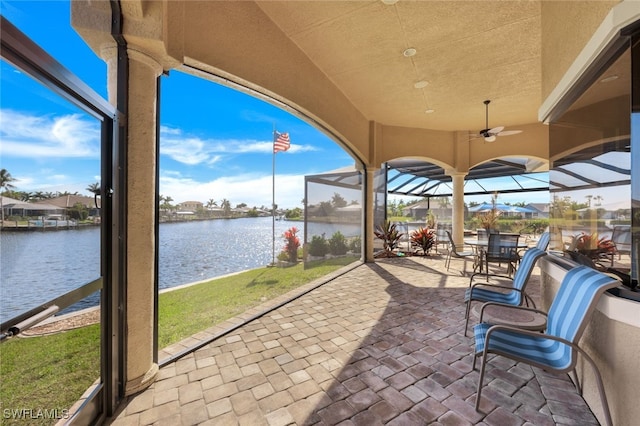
[107,255,596,425]
[2,1,637,424]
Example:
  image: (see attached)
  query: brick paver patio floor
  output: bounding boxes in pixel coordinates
[108,254,600,425]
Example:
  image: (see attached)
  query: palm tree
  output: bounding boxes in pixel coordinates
[221,198,231,216]
[206,198,217,209]
[0,169,17,223]
[86,182,101,209]
[160,195,174,212]
[437,196,451,209]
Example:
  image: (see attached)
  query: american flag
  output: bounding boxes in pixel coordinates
[273,131,291,153]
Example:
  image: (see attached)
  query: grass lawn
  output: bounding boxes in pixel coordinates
[0,256,358,424]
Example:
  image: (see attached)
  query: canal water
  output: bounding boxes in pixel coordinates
[0,217,360,322]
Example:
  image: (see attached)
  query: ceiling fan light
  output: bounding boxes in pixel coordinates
[414,80,429,89]
[485,135,496,142]
[425,109,435,114]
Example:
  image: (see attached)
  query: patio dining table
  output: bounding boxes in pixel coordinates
[464,236,528,275]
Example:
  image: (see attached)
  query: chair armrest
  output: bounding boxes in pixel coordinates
[469,282,523,293]
[484,324,573,346]
[478,302,548,323]
[468,272,512,286]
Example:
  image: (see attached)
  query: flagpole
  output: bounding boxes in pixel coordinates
[272,125,276,266]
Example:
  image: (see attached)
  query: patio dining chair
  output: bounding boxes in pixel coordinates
[435,224,452,254]
[482,233,520,279]
[603,225,631,266]
[463,247,546,335]
[472,265,619,426]
[517,231,550,262]
[444,230,476,274]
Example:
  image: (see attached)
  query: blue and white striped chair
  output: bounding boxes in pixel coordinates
[535,231,550,251]
[472,266,619,426]
[463,247,547,336]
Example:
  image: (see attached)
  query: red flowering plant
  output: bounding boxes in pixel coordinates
[374,220,403,254]
[282,227,300,263]
[570,232,616,258]
[410,227,435,255]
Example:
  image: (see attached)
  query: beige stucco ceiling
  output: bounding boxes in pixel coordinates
[256,1,542,132]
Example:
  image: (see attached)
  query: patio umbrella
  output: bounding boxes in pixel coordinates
[504,205,536,213]
[469,203,535,214]
[468,203,494,213]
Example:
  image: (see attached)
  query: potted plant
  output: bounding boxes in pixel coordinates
[568,232,616,260]
[480,192,501,232]
[374,220,403,255]
[410,227,435,255]
[479,209,500,232]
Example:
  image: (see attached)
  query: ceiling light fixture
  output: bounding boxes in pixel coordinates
[414,80,429,89]
[425,109,435,114]
[403,48,417,57]
[381,0,399,4]
[600,75,619,83]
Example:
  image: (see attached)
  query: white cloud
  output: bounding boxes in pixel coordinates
[0,109,100,158]
[160,171,305,209]
[159,126,318,165]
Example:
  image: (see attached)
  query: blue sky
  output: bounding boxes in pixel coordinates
[0,0,356,209]
[0,1,548,210]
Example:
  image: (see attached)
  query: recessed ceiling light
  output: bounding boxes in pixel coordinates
[600,75,619,83]
[381,0,399,4]
[403,48,417,57]
[414,80,429,89]
[425,109,435,114]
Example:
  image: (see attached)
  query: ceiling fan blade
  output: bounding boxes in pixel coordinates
[488,126,504,135]
[496,129,522,136]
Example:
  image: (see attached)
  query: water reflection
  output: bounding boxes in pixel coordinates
[0,217,361,321]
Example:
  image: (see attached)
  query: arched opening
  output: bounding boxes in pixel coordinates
[155,69,365,361]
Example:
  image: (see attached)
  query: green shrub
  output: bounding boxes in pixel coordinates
[348,236,362,253]
[410,227,435,255]
[282,227,300,262]
[328,231,348,255]
[374,220,403,252]
[308,235,329,257]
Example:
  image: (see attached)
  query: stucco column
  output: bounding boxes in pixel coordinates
[124,49,161,395]
[446,170,467,246]
[365,167,377,262]
[103,46,161,395]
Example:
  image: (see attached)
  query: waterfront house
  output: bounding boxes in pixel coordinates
[525,202,550,219]
[177,200,203,213]
[42,194,100,218]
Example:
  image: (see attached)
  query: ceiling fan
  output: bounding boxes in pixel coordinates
[475,100,522,142]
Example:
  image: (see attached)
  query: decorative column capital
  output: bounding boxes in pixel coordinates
[444,168,468,178]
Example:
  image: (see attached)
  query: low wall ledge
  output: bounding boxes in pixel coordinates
[539,254,640,328]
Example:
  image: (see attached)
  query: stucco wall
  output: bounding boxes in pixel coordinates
[540,1,620,102]
[540,258,640,426]
[179,1,372,164]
